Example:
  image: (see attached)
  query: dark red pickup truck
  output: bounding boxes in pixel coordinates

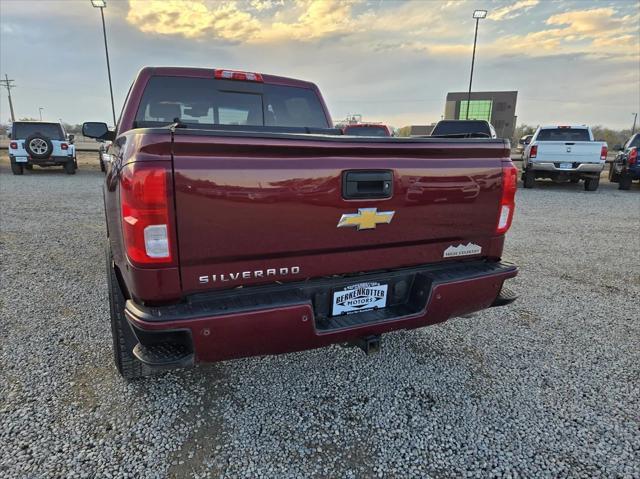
[83,67,518,379]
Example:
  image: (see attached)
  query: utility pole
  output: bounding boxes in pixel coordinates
[92,1,117,126]
[1,74,16,122]
[632,113,638,135]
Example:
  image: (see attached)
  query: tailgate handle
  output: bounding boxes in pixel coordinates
[342,170,393,199]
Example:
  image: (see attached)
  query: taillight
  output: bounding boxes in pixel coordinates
[120,162,174,265]
[214,69,263,82]
[629,148,638,165]
[497,163,517,235]
[529,145,538,158]
[9,141,18,149]
[61,143,69,150]
[600,145,607,161]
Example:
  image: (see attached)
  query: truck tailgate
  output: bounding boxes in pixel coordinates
[535,141,602,163]
[171,132,509,293]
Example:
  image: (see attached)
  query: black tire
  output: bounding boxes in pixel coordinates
[64,160,76,175]
[618,174,632,190]
[608,163,620,183]
[10,162,23,175]
[24,134,53,159]
[106,245,152,380]
[522,169,535,188]
[584,177,600,191]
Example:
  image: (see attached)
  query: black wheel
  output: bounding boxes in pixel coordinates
[584,177,600,191]
[608,163,619,183]
[618,174,632,190]
[64,160,76,175]
[522,169,535,188]
[10,162,23,175]
[106,245,152,380]
[24,134,53,159]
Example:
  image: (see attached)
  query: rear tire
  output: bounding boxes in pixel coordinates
[618,174,632,190]
[584,177,600,191]
[608,163,619,183]
[64,160,76,175]
[106,245,152,380]
[522,170,535,188]
[11,162,23,175]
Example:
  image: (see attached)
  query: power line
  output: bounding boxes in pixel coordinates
[0,74,16,122]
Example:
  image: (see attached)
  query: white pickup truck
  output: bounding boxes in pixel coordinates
[522,125,607,191]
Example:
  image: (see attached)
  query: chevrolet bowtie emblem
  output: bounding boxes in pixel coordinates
[337,208,395,230]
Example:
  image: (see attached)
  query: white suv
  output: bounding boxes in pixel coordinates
[8,121,77,175]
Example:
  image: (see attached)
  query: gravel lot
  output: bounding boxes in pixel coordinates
[1,156,638,478]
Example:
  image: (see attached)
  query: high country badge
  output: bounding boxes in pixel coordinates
[443,242,482,258]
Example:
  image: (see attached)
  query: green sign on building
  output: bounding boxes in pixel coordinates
[459,100,493,121]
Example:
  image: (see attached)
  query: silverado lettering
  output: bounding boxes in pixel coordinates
[199,266,302,284]
[83,66,519,380]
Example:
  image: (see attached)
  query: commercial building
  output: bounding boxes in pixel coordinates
[444,91,518,139]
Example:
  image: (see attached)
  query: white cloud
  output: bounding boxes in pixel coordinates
[489,0,539,21]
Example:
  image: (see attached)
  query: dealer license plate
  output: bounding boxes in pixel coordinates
[332,282,388,316]
[559,162,572,169]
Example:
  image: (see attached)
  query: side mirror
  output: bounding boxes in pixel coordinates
[82,122,115,141]
[68,134,75,144]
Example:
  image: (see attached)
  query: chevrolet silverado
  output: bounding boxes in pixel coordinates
[83,67,518,379]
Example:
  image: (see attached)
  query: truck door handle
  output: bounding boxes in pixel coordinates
[342,170,393,199]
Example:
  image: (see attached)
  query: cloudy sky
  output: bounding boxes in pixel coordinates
[1,0,638,129]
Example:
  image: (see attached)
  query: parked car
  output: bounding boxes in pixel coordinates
[521,125,607,191]
[518,134,533,158]
[342,123,392,137]
[431,120,498,138]
[83,66,518,380]
[609,133,640,190]
[8,121,77,175]
[98,140,112,172]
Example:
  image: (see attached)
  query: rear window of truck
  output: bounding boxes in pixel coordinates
[12,123,64,140]
[344,126,390,137]
[536,128,590,142]
[431,120,492,137]
[134,76,329,129]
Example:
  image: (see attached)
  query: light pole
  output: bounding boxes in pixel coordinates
[39,107,43,121]
[91,0,116,127]
[466,9,487,120]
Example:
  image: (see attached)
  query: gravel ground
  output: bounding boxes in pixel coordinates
[1,158,639,478]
